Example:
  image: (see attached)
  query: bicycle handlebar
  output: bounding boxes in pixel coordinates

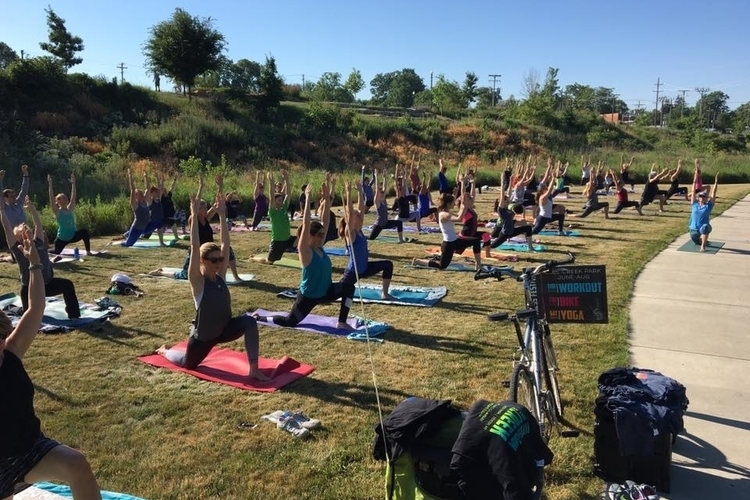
[523,252,575,279]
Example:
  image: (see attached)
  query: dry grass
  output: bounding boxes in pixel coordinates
[2,182,748,500]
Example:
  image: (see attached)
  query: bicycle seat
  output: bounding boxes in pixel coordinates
[487,312,509,322]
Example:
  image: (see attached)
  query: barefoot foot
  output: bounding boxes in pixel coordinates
[156,344,168,356]
[248,369,271,382]
[337,322,356,332]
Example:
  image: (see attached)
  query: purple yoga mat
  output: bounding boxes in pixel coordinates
[251,309,366,336]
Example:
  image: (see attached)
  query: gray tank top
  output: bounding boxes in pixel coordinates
[133,202,151,230]
[191,276,232,341]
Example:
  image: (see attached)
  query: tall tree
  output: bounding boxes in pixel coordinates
[258,55,284,111]
[308,72,352,102]
[369,69,425,107]
[343,68,365,100]
[38,7,84,71]
[0,42,18,69]
[143,8,226,99]
[462,71,479,106]
[432,75,465,112]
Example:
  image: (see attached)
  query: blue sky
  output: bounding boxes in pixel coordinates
[2,0,749,109]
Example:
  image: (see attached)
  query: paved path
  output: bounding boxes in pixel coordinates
[630,194,750,499]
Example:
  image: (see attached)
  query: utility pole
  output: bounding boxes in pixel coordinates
[430,70,433,91]
[678,89,689,117]
[301,74,305,88]
[695,87,710,121]
[488,74,501,107]
[653,77,662,126]
[117,62,127,83]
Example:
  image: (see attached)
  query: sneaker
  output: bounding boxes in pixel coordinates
[277,413,310,438]
[605,483,633,500]
[289,410,321,429]
[624,481,659,500]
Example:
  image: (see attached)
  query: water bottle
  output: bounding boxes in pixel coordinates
[74,247,80,260]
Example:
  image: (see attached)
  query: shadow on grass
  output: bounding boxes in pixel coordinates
[382,327,497,356]
[91,322,166,345]
[33,383,80,406]
[282,377,413,411]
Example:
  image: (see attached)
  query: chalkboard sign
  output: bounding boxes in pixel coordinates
[536,265,608,323]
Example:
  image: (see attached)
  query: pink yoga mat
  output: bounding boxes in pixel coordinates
[137,341,315,392]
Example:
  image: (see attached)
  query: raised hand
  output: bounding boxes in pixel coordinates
[70,173,76,183]
[21,164,28,176]
[189,194,200,215]
[47,174,52,184]
[22,229,41,265]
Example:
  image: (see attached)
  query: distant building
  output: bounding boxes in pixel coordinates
[602,113,620,124]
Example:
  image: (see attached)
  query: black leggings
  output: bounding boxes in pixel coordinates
[429,238,481,269]
[578,201,609,218]
[341,260,394,284]
[368,220,403,240]
[491,225,532,247]
[269,282,355,326]
[420,207,438,219]
[53,229,91,254]
[21,277,80,319]
[181,315,259,369]
[667,186,687,199]
[532,214,564,234]
[613,201,640,214]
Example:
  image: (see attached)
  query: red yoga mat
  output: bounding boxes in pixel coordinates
[137,341,315,392]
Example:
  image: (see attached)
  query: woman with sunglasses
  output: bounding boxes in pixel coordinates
[157,176,267,381]
[0,230,101,500]
[254,177,356,331]
[48,173,92,257]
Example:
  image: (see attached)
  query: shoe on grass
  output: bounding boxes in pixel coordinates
[291,410,321,429]
[277,413,310,438]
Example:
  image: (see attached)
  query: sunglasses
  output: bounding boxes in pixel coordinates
[204,256,225,264]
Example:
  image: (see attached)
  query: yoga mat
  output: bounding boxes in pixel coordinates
[372,235,417,244]
[138,342,313,393]
[0,294,121,332]
[110,239,178,248]
[252,309,390,340]
[677,240,724,254]
[424,246,519,263]
[260,256,302,269]
[538,229,581,237]
[141,267,255,285]
[147,233,190,240]
[366,224,440,234]
[16,482,145,500]
[406,262,477,272]
[277,283,447,307]
[49,255,77,265]
[324,246,349,256]
[498,242,546,252]
[54,248,109,256]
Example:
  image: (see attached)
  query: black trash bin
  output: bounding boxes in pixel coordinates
[593,367,689,493]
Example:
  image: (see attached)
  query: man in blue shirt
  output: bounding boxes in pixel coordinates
[437,159,451,194]
[688,172,719,252]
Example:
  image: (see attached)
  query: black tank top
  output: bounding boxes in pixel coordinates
[0,350,41,458]
[198,218,214,244]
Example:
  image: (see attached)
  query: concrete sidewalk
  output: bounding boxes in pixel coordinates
[630,195,750,499]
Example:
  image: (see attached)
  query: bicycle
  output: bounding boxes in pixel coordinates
[475,252,579,443]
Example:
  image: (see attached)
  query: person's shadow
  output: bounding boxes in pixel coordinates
[666,411,750,499]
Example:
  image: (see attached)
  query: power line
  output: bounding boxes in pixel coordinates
[488,74,501,107]
[695,87,711,118]
[653,77,662,125]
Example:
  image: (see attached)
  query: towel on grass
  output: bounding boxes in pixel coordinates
[15,482,145,500]
[0,293,121,333]
[110,239,177,248]
[424,246,518,262]
[140,267,254,285]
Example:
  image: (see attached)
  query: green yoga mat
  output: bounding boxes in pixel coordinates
[677,240,724,254]
[112,239,178,248]
[271,256,302,269]
[0,294,118,327]
[147,233,190,241]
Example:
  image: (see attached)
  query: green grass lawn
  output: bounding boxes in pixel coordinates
[2,182,748,500]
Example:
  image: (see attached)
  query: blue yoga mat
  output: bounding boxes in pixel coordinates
[277,283,447,307]
[0,294,121,331]
[19,482,145,500]
[324,246,349,256]
[538,229,581,237]
[498,243,546,252]
[111,239,178,248]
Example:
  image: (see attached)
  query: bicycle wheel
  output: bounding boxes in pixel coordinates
[509,364,540,423]
[542,326,563,419]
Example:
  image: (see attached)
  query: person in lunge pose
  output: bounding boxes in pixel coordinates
[611,169,643,215]
[121,170,152,247]
[249,171,268,231]
[361,165,376,214]
[0,233,101,500]
[1,197,80,319]
[157,177,268,380]
[688,172,719,252]
[640,166,670,213]
[257,169,297,264]
[620,155,636,192]
[490,177,534,252]
[253,179,356,331]
[666,159,689,201]
[530,174,566,236]
[340,179,395,300]
[368,168,405,243]
[574,163,610,219]
[48,173,92,256]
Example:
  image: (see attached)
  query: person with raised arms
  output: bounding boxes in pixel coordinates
[254,177,356,331]
[157,176,267,380]
[437,158,451,195]
[688,172,719,252]
[257,169,297,264]
[360,165,376,214]
[0,164,30,229]
[249,170,268,232]
[368,168,406,243]
[394,163,422,232]
[620,155,636,192]
[1,197,81,319]
[574,162,610,219]
[0,232,101,500]
[490,174,534,252]
[610,169,643,216]
[142,174,168,246]
[48,173,92,257]
[339,179,395,300]
[120,170,152,247]
[160,173,180,239]
[417,170,438,221]
[640,165,670,213]
[530,167,566,236]
[666,159,690,201]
